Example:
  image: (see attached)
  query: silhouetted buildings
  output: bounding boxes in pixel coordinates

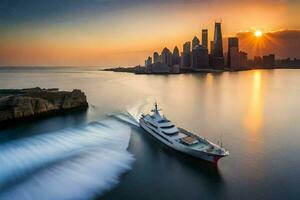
[145,56,152,67]
[153,52,160,64]
[212,22,224,69]
[239,51,248,68]
[181,41,191,68]
[262,54,275,68]
[140,21,288,74]
[172,46,181,66]
[276,58,300,68]
[229,47,239,70]
[213,23,223,57]
[192,36,200,49]
[161,47,172,67]
[210,41,214,55]
[202,29,208,49]
[143,46,182,74]
[254,56,262,68]
[227,37,239,70]
[191,45,209,69]
[150,63,170,73]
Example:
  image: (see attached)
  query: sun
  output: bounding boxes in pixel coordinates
[254,30,263,37]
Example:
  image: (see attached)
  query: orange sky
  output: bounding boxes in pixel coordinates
[0,0,299,66]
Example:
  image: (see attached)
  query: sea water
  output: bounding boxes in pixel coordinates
[0,67,300,200]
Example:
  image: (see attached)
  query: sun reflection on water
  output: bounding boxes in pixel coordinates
[245,70,263,134]
[242,70,266,179]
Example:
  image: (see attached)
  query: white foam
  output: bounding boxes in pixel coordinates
[113,112,140,126]
[0,119,134,200]
[112,102,148,127]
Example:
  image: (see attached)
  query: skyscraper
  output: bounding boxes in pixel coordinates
[229,47,239,70]
[153,52,159,64]
[183,41,191,53]
[210,41,214,55]
[212,22,224,69]
[227,37,239,70]
[202,29,208,49]
[161,47,172,67]
[146,56,152,66]
[192,36,200,49]
[172,46,180,66]
[213,22,223,57]
[182,41,191,67]
[239,51,248,68]
[191,45,209,69]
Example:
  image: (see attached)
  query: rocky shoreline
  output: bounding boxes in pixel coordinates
[0,87,88,128]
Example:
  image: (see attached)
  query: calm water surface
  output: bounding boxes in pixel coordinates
[0,67,300,200]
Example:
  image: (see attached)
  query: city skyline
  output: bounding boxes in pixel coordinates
[141,21,283,74]
[0,0,300,66]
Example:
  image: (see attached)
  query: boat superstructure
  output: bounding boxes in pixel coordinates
[139,103,229,163]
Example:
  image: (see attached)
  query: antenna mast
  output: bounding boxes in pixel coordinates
[221,133,223,148]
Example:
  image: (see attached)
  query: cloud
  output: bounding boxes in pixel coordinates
[0,0,296,25]
[0,0,299,65]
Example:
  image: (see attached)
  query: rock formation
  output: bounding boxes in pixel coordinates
[0,87,88,127]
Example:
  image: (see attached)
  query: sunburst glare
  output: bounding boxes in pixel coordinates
[255,30,263,37]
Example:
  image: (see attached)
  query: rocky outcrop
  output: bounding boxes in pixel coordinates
[0,87,88,127]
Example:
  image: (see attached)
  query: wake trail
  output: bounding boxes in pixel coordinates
[0,118,134,200]
[111,102,149,127]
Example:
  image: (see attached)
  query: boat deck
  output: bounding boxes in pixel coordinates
[171,130,212,151]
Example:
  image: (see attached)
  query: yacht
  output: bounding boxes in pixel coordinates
[139,103,229,163]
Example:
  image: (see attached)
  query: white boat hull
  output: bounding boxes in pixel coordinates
[140,119,224,163]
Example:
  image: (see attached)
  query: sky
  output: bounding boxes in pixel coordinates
[0,0,299,66]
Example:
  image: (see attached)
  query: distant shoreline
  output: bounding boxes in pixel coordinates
[102,66,300,75]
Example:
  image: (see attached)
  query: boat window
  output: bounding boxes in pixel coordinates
[147,122,157,129]
[158,119,170,123]
[146,126,172,144]
[160,125,175,129]
[162,131,178,135]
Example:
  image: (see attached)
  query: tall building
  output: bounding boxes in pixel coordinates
[229,47,239,70]
[254,56,262,68]
[202,29,208,49]
[145,56,152,67]
[210,41,214,55]
[191,45,209,69]
[181,41,191,67]
[227,37,239,70]
[262,54,275,68]
[213,22,223,57]
[161,47,172,67]
[239,51,248,68]
[153,52,159,64]
[172,46,180,66]
[212,22,224,69]
[192,36,200,49]
[209,41,214,68]
[183,41,191,53]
